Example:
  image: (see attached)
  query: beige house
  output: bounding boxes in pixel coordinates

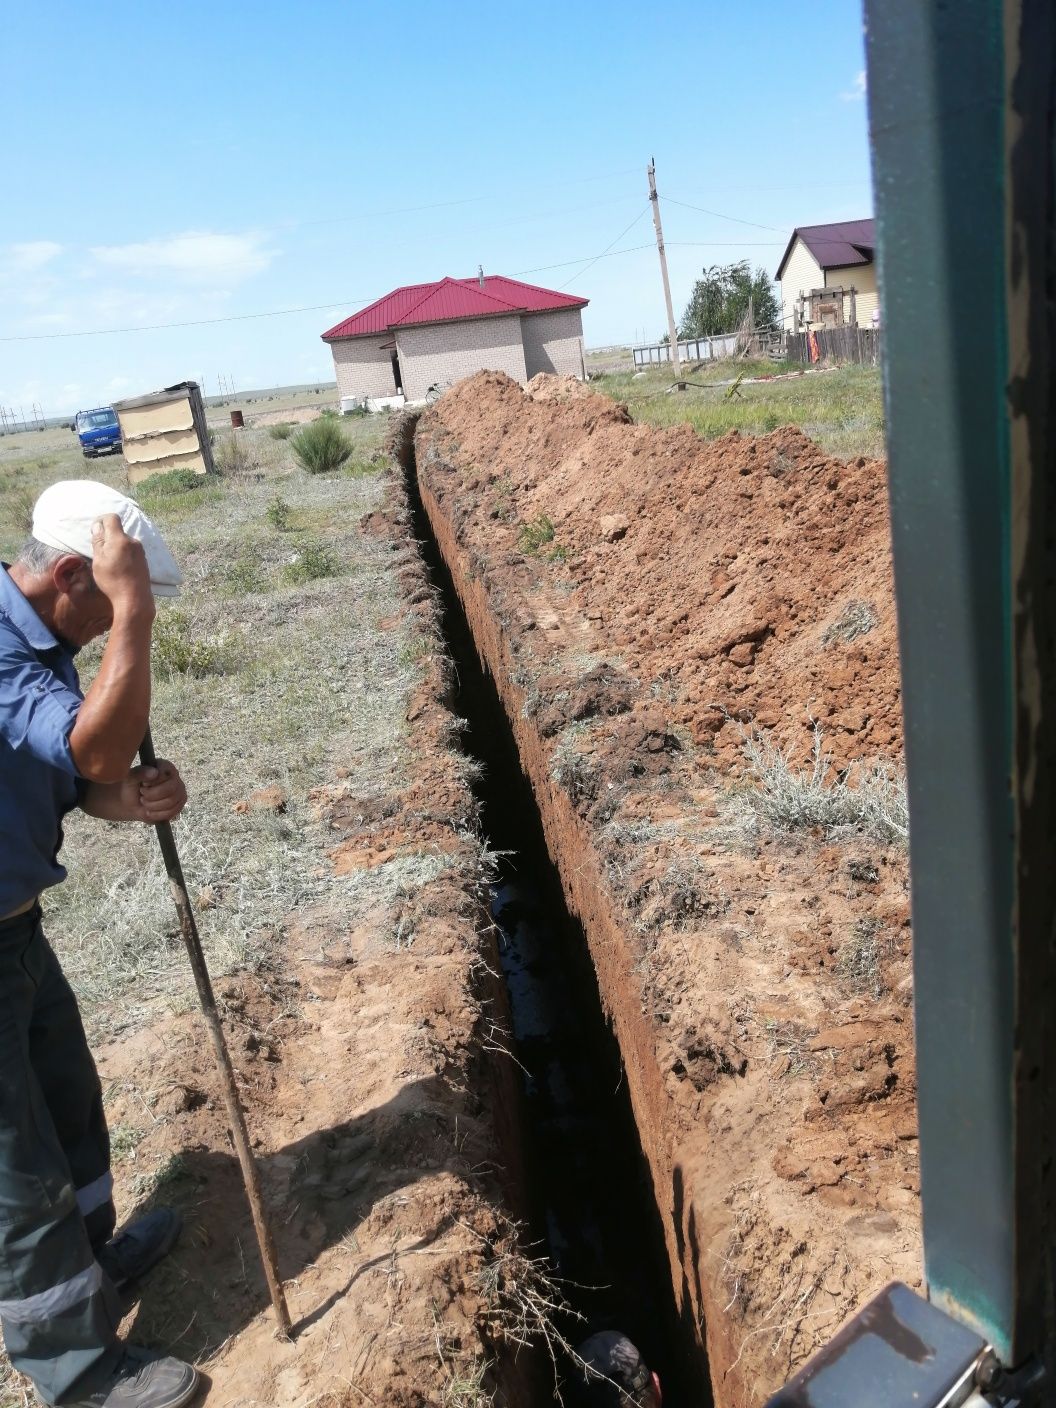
[322,275,588,407]
[776,220,877,331]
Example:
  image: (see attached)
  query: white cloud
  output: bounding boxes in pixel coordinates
[840,70,867,102]
[89,230,275,283]
[3,241,63,273]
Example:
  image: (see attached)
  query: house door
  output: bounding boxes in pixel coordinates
[390,351,403,393]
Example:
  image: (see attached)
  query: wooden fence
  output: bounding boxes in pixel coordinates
[786,326,882,366]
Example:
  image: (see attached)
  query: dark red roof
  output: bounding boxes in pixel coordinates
[775,219,875,280]
[321,275,588,341]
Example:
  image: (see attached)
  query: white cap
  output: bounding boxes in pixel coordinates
[31,480,182,598]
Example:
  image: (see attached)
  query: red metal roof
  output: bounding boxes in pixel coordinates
[321,275,589,341]
[775,219,875,280]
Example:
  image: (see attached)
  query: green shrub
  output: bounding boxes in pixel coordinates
[6,487,35,535]
[518,512,566,562]
[291,419,352,475]
[343,458,382,480]
[135,468,205,497]
[282,543,337,585]
[215,433,258,478]
[518,514,556,555]
[268,422,295,441]
[223,560,266,595]
[152,609,223,677]
[265,495,293,531]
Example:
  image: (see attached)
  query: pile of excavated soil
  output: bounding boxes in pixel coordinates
[413,373,919,1407]
[440,370,901,770]
[523,372,597,402]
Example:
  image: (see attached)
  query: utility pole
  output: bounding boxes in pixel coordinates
[647,157,681,379]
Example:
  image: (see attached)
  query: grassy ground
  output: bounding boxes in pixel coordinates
[590,359,885,460]
[584,345,633,374]
[202,382,337,422]
[0,411,430,1037]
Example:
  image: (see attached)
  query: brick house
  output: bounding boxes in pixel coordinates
[776,220,877,331]
[321,275,588,406]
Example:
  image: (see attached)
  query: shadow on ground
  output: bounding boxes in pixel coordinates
[121,1074,490,1364]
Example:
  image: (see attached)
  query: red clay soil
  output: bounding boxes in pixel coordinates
[440,371,902,772]
[413,373,920,1407]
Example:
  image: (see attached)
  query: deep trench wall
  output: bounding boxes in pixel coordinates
[403,418,715,1395]
[380,424,545,1407]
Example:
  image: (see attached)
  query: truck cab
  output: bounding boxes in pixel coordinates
[74,407,122,457]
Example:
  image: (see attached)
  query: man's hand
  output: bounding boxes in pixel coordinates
[69,515,155,782]
[81,762,188,824]
[90,515,154,619]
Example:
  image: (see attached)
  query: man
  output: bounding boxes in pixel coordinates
[573,1331,662,1407]
[0,480,200,1408]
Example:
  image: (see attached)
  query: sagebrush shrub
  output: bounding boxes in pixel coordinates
[291,419,352,475]
[152,609,223,678]
[282,544,337,585]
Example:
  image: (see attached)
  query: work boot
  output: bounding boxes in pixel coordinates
[64,1347,200,1408]
[97,1208,182,1290]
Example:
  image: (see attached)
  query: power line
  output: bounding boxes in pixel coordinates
[0,227,666,341]
[0,209,804,343]
[663,195,788,234]
[0,299,371,342]
[514,244,655,276]
[297,165,642,229]
[668,240,783,248]
[558,208,651,289]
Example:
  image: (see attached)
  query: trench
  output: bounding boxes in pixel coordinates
[400,436,700,1405]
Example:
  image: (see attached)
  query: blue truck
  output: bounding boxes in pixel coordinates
[73,406,122,457]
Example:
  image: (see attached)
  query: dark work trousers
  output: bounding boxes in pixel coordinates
[0,907,122,1405]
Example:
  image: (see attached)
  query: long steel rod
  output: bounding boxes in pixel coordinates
[139,727,293,1339]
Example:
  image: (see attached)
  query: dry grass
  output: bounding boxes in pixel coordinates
[472,1230,646,1406]
[836,916,889,998]
[734,722,908,846]
[13,418,446,1037]
[440,1362,493,1407]
[821,599,878,646]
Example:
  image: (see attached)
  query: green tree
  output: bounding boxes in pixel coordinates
[678,261,780,338]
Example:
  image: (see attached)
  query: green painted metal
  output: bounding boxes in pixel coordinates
[864,0,1016,1361]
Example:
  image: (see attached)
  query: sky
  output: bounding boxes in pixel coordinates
[0,1,871,417]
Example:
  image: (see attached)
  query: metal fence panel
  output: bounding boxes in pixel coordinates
[632,331,742,368]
